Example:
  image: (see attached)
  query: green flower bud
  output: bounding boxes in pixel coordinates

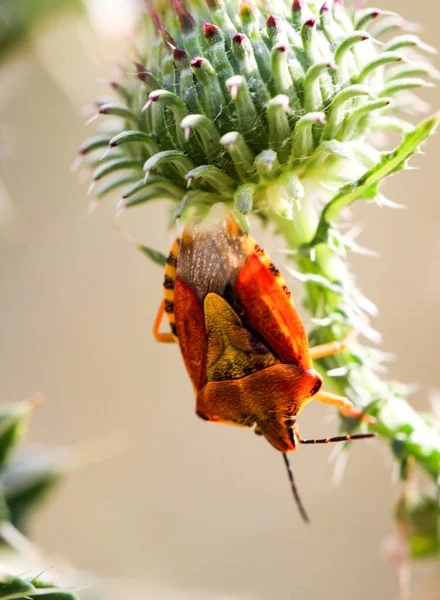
[80,0,437,228]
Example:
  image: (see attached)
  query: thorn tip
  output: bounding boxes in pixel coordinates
[232,33,246,45]
[266,15,281,28]
[190,57,205,69]
[204,22,219,39]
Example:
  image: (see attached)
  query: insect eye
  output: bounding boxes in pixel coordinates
[284,418,296,427]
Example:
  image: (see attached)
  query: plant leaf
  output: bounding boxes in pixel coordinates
[30,579,77,600]
[0,446,63,533]
[0,575,78,600]
[309,114,439,246]
[137,245,167,267]
[0,575,34,600]
[0,399,39,469]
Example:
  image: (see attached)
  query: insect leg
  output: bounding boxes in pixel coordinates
[313,390,375,424]
[293,423,375,445]
[153,300,176,343]
[309,328,359,360]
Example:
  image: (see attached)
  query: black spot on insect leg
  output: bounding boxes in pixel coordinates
[171,323,177,336]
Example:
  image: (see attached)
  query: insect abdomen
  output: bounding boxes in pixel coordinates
[163,238,180,340]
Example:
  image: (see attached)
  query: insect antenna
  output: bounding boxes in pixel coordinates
[282,453,310,523]
[299,433,375,445]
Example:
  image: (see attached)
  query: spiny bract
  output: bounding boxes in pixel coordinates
[80,0,436,227]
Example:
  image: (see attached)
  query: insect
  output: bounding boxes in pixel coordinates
[153,206,375,521]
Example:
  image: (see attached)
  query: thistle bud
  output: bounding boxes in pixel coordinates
[80,0,437,222]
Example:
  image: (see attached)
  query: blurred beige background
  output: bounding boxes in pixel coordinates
[0,1,439,598]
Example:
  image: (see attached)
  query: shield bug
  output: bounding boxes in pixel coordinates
[153,206,375,521]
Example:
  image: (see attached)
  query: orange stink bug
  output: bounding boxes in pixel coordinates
[153,206,374,521]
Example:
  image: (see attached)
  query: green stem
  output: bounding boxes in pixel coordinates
[273,193,440,482]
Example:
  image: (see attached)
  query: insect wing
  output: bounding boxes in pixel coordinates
[173,210,250,391]
[177,213,249,301]
[235,253,312,369]
[204,292,278,382]
[174,276,208,391]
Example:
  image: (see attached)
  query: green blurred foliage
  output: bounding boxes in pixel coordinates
[0,574,78,600]
[0,574,34,599]
[30,578,78,600]
[0,401,34,469]
[0,401,64,538]
[0,403,74,596]
[0,0,84,60]
[396,491,440,559]
[0,448,62,532]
